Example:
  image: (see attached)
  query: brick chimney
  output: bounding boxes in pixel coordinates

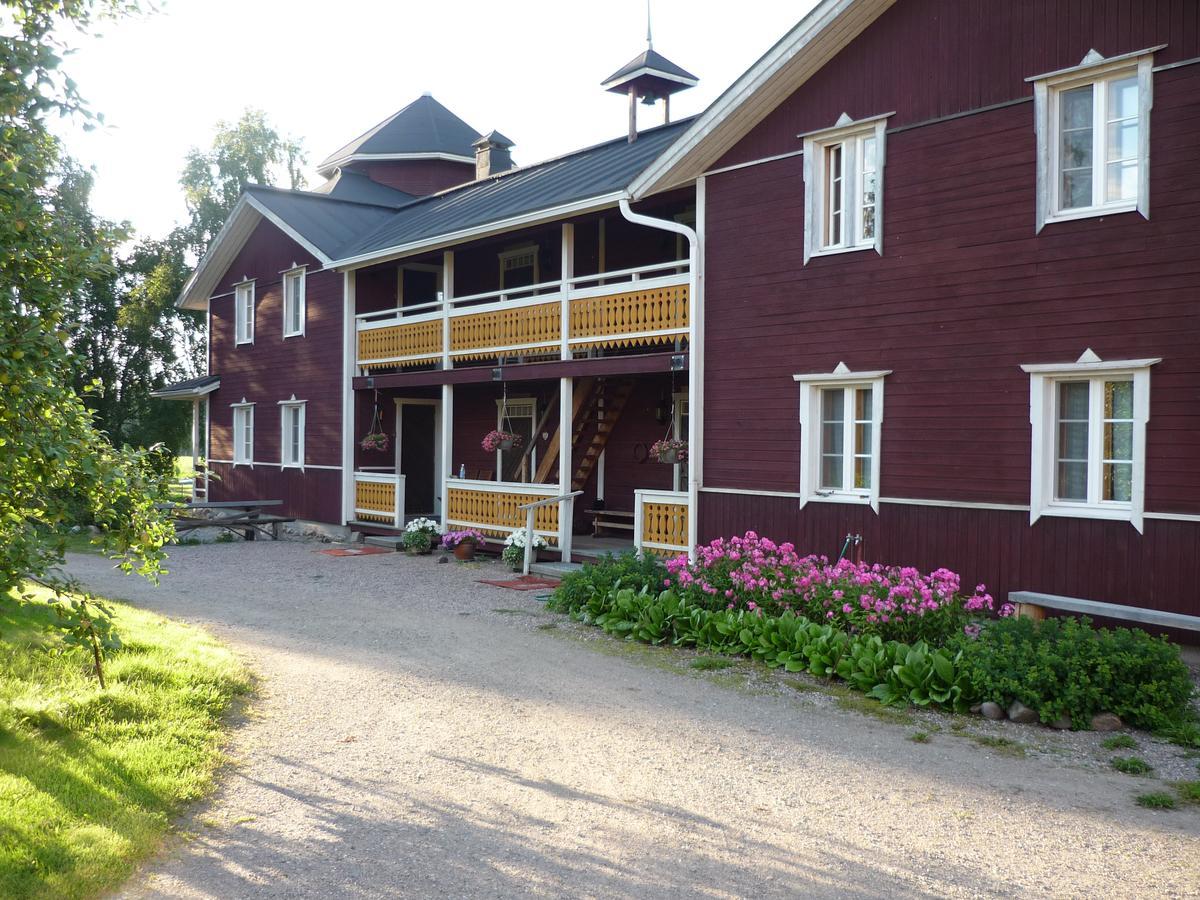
[473,131,515,180]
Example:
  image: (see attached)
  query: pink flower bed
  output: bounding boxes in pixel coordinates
[663,531,1004,645]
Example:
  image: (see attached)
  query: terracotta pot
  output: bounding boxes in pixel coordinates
[453,542,476,561]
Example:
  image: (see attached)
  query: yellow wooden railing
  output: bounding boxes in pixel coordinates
[569,283,689,349]
[450,301,561,360]
[634,489,690,557]
[444,479,559,544]
[357,318,443,369]
[354,473,404,527]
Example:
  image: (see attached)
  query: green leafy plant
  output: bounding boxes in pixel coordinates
[1175,780,1200,803]
[402,530,432,553]
[45,589,121,689]
[690,656,733,671]
[1102,734,1138,751]
[1111,756,1153,776]
[1135,792,1177,810]
[909,731,931,743]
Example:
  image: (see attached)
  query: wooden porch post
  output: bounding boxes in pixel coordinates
[190,398,200,469]
[558,376,573,562]
[440,251,455,533]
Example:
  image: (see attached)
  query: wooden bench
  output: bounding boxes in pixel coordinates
[162,500,295,542]
[1009,591,1200,633]
[585,508,635,538]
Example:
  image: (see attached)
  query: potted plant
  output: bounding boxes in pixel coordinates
[441,529,485,561]
[360,432,390,452]
[482,430,523,453]
[650,438,688,465]
[403,517,441,555]
[501,528,548,571]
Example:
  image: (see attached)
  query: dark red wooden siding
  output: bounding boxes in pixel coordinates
[208,220,344,523]
[351,159,474,196]
[700,0,1200,617]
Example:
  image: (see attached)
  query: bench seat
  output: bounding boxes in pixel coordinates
[1009,590,1200,633]
[585,508,635,537]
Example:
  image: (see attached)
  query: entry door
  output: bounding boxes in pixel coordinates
[398,403,437,516]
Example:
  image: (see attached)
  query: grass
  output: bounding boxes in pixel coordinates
[1101,734,1138,751]
[1111,755,1153,776]
[909,731,931,743]
[1175,780,1200,803]
[1135,792,1178,810]
[689,656,734,671]
[969,735,1026,757]
[0,584,251,899]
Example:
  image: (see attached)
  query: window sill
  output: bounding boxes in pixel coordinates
[235,339,254,347]
[281,463,304,471]
[283,331,304,340]
[1037,502,1133,523]
[232,461,254,469]
[1044,203,1139,226]
[808,491,874,505]
[809,243,876,260]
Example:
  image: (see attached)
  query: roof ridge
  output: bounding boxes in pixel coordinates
[245,182,416,212]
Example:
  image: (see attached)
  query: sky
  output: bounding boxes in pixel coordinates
[53,0,813,239]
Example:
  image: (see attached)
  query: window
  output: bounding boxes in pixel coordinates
[794,363,889,510]
[234,281,255,345]
[1032,48,1156,230]
[672,393,689,492]
[282,268,305,338]
[231,402,254,465]
[279,398,305,468]
[1022,350,1158,530]
[498,245,539,290]
[495,398,536,482]
[802,114,887,263]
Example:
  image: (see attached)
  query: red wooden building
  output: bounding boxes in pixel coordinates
[163,1,1200,618]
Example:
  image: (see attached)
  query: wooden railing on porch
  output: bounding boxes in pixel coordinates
[634,489,690,557]
[444,479,560,545]
[354,472,405,528]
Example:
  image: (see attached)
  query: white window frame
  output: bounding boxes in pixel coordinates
[1031,47,1159,231]
[231,400,255,467]
[794,363,890,512]
[498,244,540,289]
[1022,350,1159,531]
[396,262,444,309]
[282,267,306,338]
[801,113,889,263]
[672,392,690,492]
[234,280,255,345]
[278,396,306,469]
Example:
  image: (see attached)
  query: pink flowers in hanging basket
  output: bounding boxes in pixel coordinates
[360,432,390,452]
[482,430,523,453]
[650,438,688,464]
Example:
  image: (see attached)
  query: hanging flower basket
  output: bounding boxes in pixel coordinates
[650,438,688,465]
[482,430,523,453]
[360,432,390,453]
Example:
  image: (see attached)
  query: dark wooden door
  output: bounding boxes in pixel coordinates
[400,404,436,515]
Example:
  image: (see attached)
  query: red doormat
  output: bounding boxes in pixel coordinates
[477,575,561,590]
[318,546,393,557]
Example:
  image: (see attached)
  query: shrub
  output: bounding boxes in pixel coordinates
[664,532,999,645]
[1176,780,1200,803]
[547,552,665,617]
[1102,734,1138,751]
[1135,792,1177,810]
[1111,756,1153,775]
[954,615,1195,731]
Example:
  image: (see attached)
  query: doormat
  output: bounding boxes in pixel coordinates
[318,546,393,557]
[477,575,561,591]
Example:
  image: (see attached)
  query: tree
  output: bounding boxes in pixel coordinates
[0,0,172,597]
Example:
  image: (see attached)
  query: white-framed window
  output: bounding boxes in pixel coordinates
[802,113,888,263]
[794,363,890,511]
[498,245,539,290]
[1031,47,1157,230]
[231,401,254,465]
[234,281,255,345]
[282,267,305,338]
[672,392,690,492]
[278,397,306,468]
[495,398,536,482]
[1022,350,1159,531]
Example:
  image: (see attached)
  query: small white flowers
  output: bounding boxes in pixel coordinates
[405,517,441,535]
[503,529,547,549]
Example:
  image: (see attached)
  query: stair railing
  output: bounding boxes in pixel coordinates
[517,490,583,575]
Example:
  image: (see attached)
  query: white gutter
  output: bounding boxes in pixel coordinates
[618,195,703,561]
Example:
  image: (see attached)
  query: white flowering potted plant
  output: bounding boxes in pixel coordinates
[402,517,441,555]
[501,528,548,571]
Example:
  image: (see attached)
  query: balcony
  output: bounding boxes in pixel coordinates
[356,261,689,370]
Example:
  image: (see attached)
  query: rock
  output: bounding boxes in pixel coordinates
[1091,712,1124,732]
[980,701,1006,720]
[1007,701,1039,724]
[969,704,983,715]
[1049,715,1072,730]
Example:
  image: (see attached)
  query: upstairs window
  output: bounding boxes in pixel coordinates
[1022,350,1158,531]
[282,268,305,338]
[794,363,889,511]
[235,281,255,345]
[1031,48,1157,230]
[232,402,254,465]
[802,114,888,263]
[279,398,306,468]
[499,245,539,291]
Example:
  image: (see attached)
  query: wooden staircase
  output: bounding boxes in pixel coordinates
[532,378,594,484]
[571,379,634,491]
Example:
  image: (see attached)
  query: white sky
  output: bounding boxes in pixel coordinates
[54,0,813,238]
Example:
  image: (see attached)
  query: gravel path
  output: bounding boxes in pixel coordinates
[67,543,1199,899]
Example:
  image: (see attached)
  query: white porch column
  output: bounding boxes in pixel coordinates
[442,250,454,370]
[440,383,454,532]
[558,376,573,561]
[190,398,200,468]
[688,176,707,559]
[341,269,357,525]
[560,223,573,360]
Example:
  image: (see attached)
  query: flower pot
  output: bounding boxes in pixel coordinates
[405,545,425,557]
[657,449,682,464]
[453,542,476,561]
[498,438,515,451]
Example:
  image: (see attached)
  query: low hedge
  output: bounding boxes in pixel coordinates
[550,552,1197,730]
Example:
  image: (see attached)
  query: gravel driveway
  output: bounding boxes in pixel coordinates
[67,543,1198,899]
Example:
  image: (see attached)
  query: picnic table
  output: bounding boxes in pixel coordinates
[158,500,294,541]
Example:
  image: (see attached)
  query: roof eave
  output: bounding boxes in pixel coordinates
[601,67,699,93]
[316,151,476,178]
[150,378,222,400]
[627,0,896,199]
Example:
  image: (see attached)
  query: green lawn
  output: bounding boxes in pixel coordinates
[0,585,251,898]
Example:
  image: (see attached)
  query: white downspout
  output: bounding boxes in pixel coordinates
[618,194,702,560]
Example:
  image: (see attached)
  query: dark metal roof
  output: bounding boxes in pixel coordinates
[602,48,699,88]
[311,169,414,207]
[245,185,402,260]
[151,374,221,399]
[335,118,693,262]
[318,95,483,172]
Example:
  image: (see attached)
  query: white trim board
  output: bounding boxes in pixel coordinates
[208,459,342,471]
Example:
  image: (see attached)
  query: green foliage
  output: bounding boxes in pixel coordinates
[45,587,121,688]
[547,552,665,618]
[909,731,931,743]
[1102,734,1138,751]
[1111,756,1153,776]
[403,530,432,552]
[1158,720,1200,749]
[1135,792,1177,810]
[0,585,251,897]
[689,656,733,671]
[1174,780,1200,803]
[953,616,1195,731]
